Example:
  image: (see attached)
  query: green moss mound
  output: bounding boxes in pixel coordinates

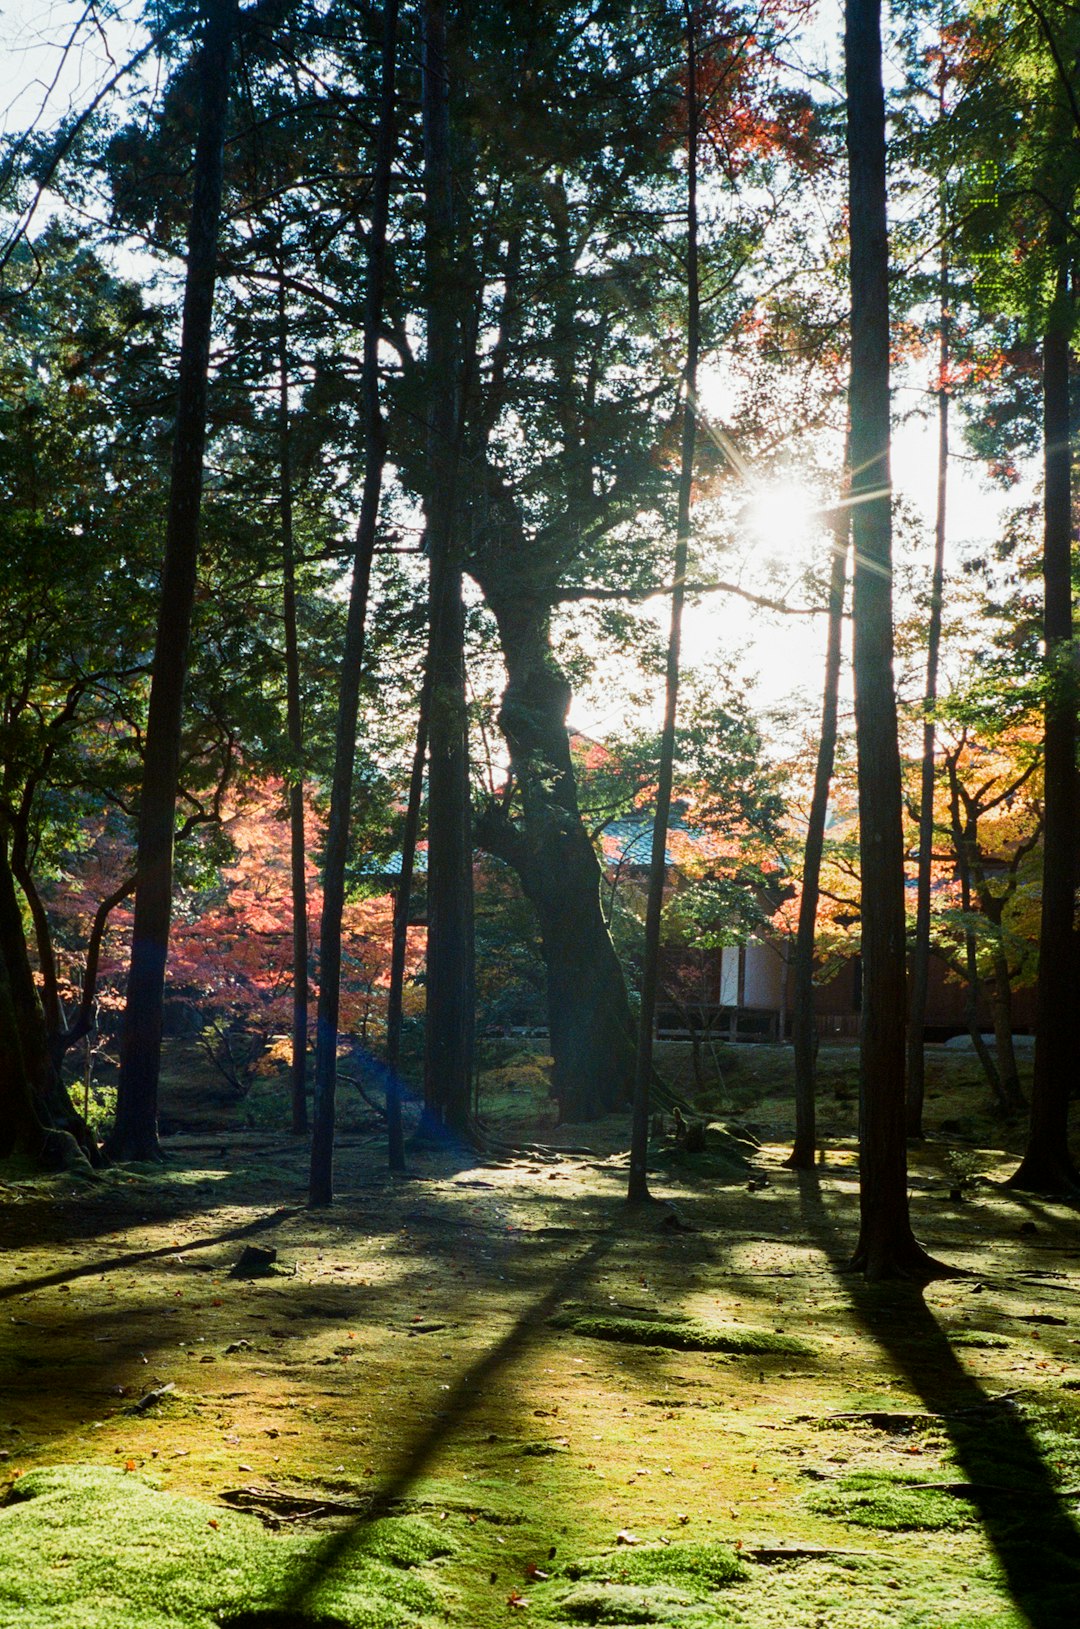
[538,1581,698,1624]
[568,1541,747,1591]
[0,1464,449,1629]
[532,1542,746,1625]
[807,1469,978,1532]
[551,1310,811,1357]
[947,1331,1009,1350]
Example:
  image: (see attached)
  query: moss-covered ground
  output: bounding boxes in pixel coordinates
[2,1039,1079,1627]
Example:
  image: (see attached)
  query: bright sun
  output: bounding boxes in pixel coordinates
[743,480,824,556]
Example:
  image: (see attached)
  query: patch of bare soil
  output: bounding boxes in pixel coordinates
[2,1042,1080,1627]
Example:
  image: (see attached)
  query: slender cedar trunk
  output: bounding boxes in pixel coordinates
[308,0,398,1206]
[72,877,137,1050]
[1009,307,1079,1193]
[9,837,64,1054]
[787,467,850,1170]
[109,0,237,1162]
[989,943,1023,1103]
[0,842,48,1159]
[845,0,939,1278]
[906,264,950,1139]
[421,0,474,1136]
[385,668,431,1171]
[0,959,41,1161]
[969,842,1029,1111]
[277,266,309,1136]
[949,789,1006,1106]
[0,839,91,1166]
[13,837,133,1072]
[628,6,699,1203]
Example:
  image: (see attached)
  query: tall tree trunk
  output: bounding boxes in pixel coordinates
[385,668,430,1171]
[953,810,1005,1107]
[9,842,132,1076]
[988,944,1023,1104]
[421,0,474,1136]
[475,610,636,1121]
[277,265,309,1137]
[628,0,699,1204]
[109,0,237,1162]
[1009,299,1079,1193]
[787,467,850,1170]
[0,839,92,1167]
[845,0,939,1277]
[309,0,399,1206]
[906,258,950,1139]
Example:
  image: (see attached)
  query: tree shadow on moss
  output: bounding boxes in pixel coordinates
[797,1168,1080,1628]
[259,1231,615,1620]
[0,1203,300,1300]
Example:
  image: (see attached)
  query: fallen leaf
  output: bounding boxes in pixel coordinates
[124,1460,136,1472]
[507,1589,529,1608]
[525,1563,549,1580]
[208,1519,219,1530]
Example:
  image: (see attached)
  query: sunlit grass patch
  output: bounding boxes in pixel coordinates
[530,1541,747,1624]
[565,1542,747,1591]
[551,1309,812,1356]
[947,1331,1010,1350]
[0,1464,450,1629]
[806,1469,978,1532]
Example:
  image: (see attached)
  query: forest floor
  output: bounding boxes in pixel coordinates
[1,1041,1080,1629]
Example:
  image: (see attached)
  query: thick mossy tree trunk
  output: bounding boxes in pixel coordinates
[845,0,941,1278]
[787,471,850,1171]
[110,0,237,1162]
[1009,314,1079,1194]
[0,841,94,1168]
[476,605,636,1122]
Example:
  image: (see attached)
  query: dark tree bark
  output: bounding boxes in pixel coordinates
[385,668,430,1171]
[309,0,399,1206]
[277,264,309,1137]
[13,849,135,1075]
[474,609,635,1122]
[109,0,237,1162]
[945,755,1008,1109]
[1009,309,1079,1194]
[906,263,950,1139]
[942,740,1034,1116]
[845,0,941,1278]
[628,0,699,1203]
[420,0,474,1137]
[0,839,94,1167]
[786,469,850,1170]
